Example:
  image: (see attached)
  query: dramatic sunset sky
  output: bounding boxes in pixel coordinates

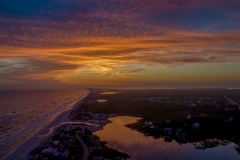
[0,0,240,89]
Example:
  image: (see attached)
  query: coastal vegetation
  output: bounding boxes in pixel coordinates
[26,88,240,159]
[82,89,240,146]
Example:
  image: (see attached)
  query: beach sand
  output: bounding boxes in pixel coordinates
[3,90,90,160]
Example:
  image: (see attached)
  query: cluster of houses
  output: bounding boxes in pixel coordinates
[135,96,224,108]
[174,97,223,108]
[144,121,155,129]
[143,114,207,142]
[193,139,229,149]
[28,127,100,160]
[145,114,202,128]
[29,125,128,160]
[135,97,170,103]
[142,109,239,144]
[29,127,86,160]
[135,96,240,115]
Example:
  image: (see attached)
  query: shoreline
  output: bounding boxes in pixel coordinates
[2,90,90,160]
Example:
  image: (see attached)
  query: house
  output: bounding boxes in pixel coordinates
[59,130,68,139]
[164,136,172,142]
[192,123,200,129]
[51,140,60,146]
[186,115,192,119]
[144,121,155,128]
[41,147,60,156]
[61,151,68,159]
[190,104,196,107]
[166,120,172,123]
[175,129,182,136]
[75,129,85,136]
[164,128,172,135]
[92,148,103,160]
[93,156,103,160]
[179,132,186,140]
[225,117,234,122]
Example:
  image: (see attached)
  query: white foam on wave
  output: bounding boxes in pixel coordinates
[0,113,20,123]
[0,90,89,159]
[0,91,88,149]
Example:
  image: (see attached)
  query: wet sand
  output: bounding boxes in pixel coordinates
[3,90,89,160]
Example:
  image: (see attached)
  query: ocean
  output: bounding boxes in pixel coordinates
[0,89,87,159]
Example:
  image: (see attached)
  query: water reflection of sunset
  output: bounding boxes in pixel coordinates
[94,116,239,160]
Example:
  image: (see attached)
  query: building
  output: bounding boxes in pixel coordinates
[192,123,200,129]
[144,121,155,129]
[164,128,172,135]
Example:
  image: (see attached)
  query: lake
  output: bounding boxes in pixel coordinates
[94,116,239,160]
[96,99,107,102]
[100,92,118,95]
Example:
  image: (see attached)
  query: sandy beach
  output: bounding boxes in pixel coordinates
[2,90,90,160]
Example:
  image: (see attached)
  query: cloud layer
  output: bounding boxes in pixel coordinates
[0,0,240,88]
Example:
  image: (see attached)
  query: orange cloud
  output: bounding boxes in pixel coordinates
[0,0,240,88]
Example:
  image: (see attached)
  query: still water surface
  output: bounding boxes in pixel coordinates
[94,116,239,160]
[100,92,118,95]
[96,99,107,102]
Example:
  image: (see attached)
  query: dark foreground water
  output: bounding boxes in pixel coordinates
[94,116,240,160]
[0,89,87,159]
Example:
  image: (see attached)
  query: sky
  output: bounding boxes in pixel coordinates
[0,0,240,89]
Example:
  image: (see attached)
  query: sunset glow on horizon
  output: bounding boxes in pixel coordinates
[0,0,240,89]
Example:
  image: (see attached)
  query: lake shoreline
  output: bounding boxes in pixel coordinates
[94,116,240,160]
[3,89,125,160]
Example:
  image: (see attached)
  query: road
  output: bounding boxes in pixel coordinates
[75,134,89,160]
[223,95,240,109]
